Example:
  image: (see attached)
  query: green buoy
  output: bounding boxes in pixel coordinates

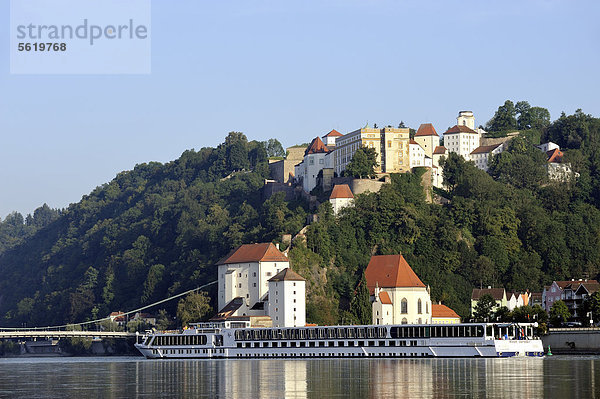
[546,346,552,356]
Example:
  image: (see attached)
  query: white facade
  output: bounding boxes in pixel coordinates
[444,129,480,158]
[219,261,287,317]
[537,142,560,153]
[457,111,475,130]
[268,275,306,328]
[301,152,331,192]
[409,141,426,168]
[469,143,504,172]
[330,197,353,215]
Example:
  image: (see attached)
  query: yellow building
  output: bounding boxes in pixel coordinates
[334,125,410,176]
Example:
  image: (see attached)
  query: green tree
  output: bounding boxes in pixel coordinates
[493,306,512,322]
[550,300,571,326]
[473,294,497,321]
[350,273,372,325]
[486,100,518,132]
[156,309,173,330]
[586,291,600,325]
[176,292,212,327]
[263,138,285,157]
[345,147,378,178]
[512,305,535,322]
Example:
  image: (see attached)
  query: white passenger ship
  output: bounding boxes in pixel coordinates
[135,321,544,359]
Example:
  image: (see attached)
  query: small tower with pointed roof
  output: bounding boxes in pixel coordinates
[268,268,306,327]
[414,123,440,158]
[329,184,354,215]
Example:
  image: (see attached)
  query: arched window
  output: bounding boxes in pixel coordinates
[401,318,408,325]
[418,299,422,314]
[401,298,408,314]
[426,302,429,314]
[418,318,422,324]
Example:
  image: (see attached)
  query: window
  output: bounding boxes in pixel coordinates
[418,299,422,314]
[388,141,392,148]
[426,303,429,314]
[319,159,324,164]
[238,273,241,277]
[266,272,272,276]
[238,283,242,288]
[402,318,408,325]
[253,272,256,277]
[401,298,408,314]
[309,159,314,165]
[253,283,256,287]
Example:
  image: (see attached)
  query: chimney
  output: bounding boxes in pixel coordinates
[275,243,280,250]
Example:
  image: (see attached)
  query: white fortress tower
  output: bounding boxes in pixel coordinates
[268,268,306,327]
[457,111,475,130]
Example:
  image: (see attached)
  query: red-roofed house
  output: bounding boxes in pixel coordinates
[469,143,505,172]
[536,142,578,182]
[295,136,333,193]
[414,123,440,158]
[432,304,461,324]
[366,254,431,325]
[322,129,343,147]
[329,184,354,215]
[409,139,430,168]
[217,243,289,318]
[444,111,482,159]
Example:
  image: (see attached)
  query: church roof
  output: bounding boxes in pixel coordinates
[217,243,288,265]
[323,129,343,137]
[432,304,460,319]
[415,123,439,137]
[365,255,425,294]
[444,125,478,135]
[268,268,305,282]
[379,291,392,305]
[330,184,354,199]
[305,136,331,156]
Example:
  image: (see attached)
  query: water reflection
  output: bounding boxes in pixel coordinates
[0,356,599,398]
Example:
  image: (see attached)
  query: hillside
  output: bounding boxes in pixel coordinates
[2,109,600,327]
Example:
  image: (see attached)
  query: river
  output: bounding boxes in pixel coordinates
[0,356,597,398]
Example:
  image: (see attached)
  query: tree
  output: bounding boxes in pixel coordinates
[493,306,512,322]
[512,305,535,323]
[473,294,496,321]
[156,309,173,330]
[176,292,212,327]
[263,139,285,158]
[345,147,378,178]
[486,100,518,132]
[585,291,600,324]
[549,300,571,326]
[350,273,372,325]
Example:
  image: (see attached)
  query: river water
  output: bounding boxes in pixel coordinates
[0,356,597,398]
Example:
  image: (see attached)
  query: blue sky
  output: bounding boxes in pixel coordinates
[1,0,599,218]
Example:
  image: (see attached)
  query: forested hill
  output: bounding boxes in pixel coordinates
[0,133,307,327]
[2,108,600,327]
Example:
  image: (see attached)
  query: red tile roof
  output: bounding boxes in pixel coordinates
[547,148,564,163]
[323,129,343,137]
[330,184,354,199]
[432,304,460,319]
[409,139,419,145]
[365,255,425,294]
[268,268,305,282]
[470,144,501,155]
[217,243,288,265]
[433,146,447,155]
[415,123,439,137]
[305,136,331,156]
[444,125,478,135]
[379,291,392,305]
